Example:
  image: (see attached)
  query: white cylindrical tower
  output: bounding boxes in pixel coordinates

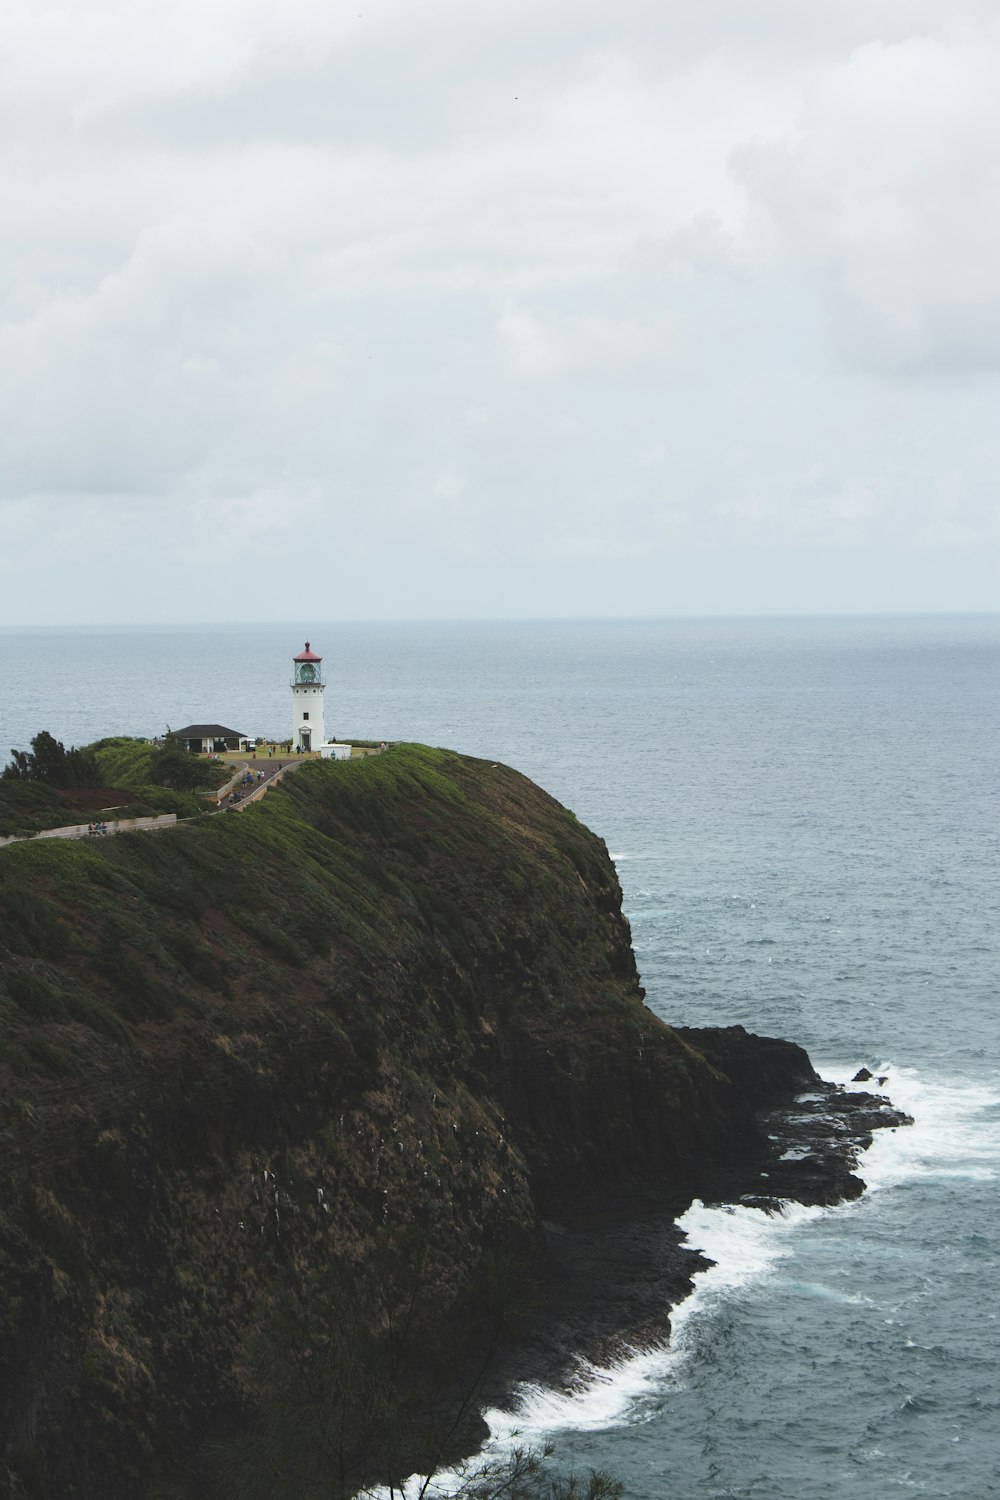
[291,641,326,752]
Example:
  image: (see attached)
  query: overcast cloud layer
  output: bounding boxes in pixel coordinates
[2,0,999,623]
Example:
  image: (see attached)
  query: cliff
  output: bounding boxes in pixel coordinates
[0,746,840,1498]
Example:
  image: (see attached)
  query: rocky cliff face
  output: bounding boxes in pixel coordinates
[0,747,840,1499]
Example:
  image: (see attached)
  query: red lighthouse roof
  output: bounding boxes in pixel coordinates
[294,641,322,662]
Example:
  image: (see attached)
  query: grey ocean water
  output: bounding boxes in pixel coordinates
[2,616,998,1497]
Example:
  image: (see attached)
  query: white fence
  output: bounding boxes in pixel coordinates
[0,813,178,849]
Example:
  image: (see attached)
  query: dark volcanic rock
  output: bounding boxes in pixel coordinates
[0,750,914,1497]
[741,1081,913,1210]
[483,1209,707,1408]
[484,1032,912,1406]
[673,1024,820,1105]
[675,1030,911,1209]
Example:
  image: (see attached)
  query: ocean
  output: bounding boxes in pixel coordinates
[1,614,998,1497]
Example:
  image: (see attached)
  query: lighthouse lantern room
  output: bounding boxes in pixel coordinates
[291,641,326,752]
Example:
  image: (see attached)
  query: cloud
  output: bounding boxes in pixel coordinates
[0,219,279,497]
[497,302,673,380]
[735,25,1000,371]
[1,0,999,621]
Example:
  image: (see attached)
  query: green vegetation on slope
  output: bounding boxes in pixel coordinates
[91,736,225,794]
[0,735,226,836]
[0,744,741,1500]
[88,735,162,787]
[2,730,99,787]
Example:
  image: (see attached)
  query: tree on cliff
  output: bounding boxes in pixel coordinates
[438,1446,623,1499]
[147,746,219,790]
[2,731,99,787]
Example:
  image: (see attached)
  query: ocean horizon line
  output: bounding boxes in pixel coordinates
[1,609,998,635]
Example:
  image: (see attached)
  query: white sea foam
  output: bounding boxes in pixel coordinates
[482,1348,677,1440]
[817,1061,1000,1193]
[385,1199,822,1492]
[472,1196,824,1454]
[386,1062,1000,1491]
[609,852,667,864]
[473,1062,1000,1452]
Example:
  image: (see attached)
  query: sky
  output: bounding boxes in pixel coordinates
[3,0,1000,624]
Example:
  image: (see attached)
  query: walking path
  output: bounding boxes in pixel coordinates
[0,760,291,849]
[0,813,179,849]
[223,757,296,810]
[0,748,380,849]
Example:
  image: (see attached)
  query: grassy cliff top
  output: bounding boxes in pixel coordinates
[0,735,225,836]
[0,744,740,1499]
[1,742,628,1064]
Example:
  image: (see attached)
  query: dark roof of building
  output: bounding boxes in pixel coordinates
[294,641,322,662]
[168,724,246,739]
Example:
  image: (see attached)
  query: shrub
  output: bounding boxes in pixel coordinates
[2,731,100,788]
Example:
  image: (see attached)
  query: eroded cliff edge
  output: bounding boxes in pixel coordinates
[0,747,900,1498]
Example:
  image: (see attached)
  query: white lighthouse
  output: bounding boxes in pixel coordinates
[291,641,326,752]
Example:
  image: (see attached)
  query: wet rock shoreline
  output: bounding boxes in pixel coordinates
[482,1028,913,1418]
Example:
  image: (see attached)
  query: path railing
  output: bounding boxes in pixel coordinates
[227,762,295,811]
[1,744,393,845]
[206,763,249,804]
[0,814,178,849]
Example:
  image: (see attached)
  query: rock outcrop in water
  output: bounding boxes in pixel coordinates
[0,746,907,1498]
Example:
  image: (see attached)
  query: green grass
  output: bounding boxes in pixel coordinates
[0,739,745,1500]
[0,779,73,837]
[0,744,633,1072]
[0,738,219,836]
[91,737,160,788]
[0,740,709,1242]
